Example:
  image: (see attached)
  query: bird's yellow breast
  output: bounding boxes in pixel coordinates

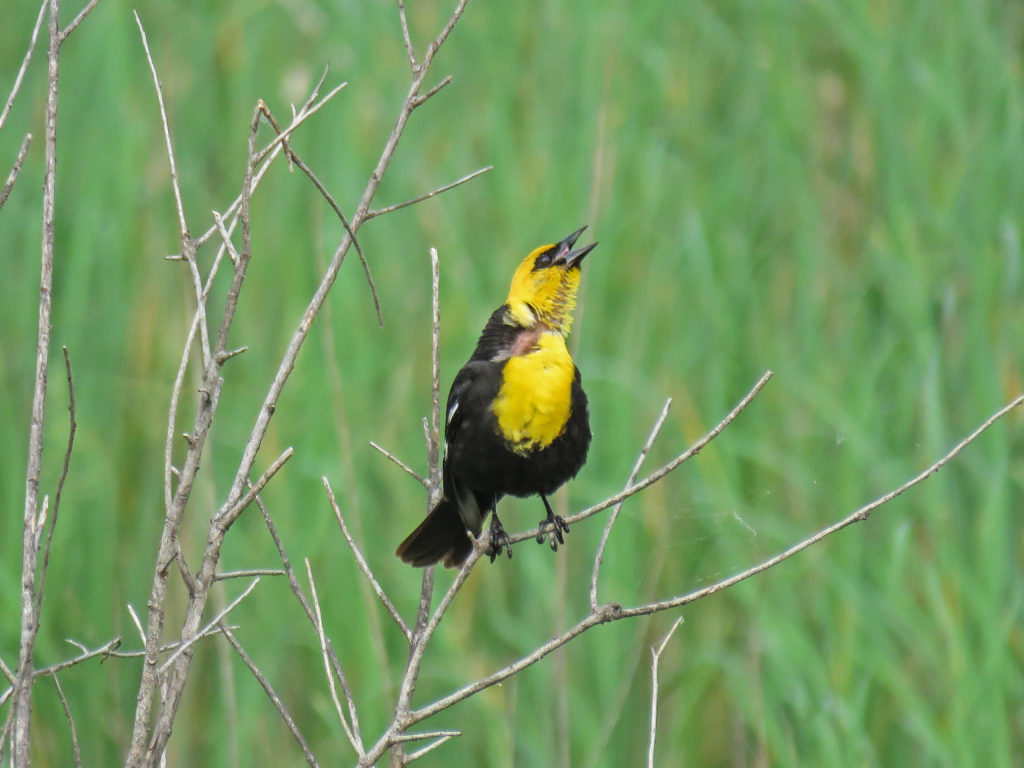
[492,332,575,453]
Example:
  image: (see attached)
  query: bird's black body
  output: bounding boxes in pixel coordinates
[396,228,596,568]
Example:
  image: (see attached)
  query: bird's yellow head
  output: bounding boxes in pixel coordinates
[505,226,598,336]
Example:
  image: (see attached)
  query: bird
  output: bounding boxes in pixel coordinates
[396,226,596,568]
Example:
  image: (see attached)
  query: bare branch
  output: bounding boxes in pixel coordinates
[323,478,411,641]
[32,637,122,678]
[190,71,340,250]
[14,2,63,759]
[0,133,32,212]
[250,82,347,166]
[508,370,774,546]
[370,441,428,487]
[211,210,241,265]
[406,391,1024,724]
[157,579,261,675]
[220,624,319,768]
[613,390,1024,619]
[58,0,101,44]
[648,617,683,768]
[213,569,285,581]
[255,495,359,727]
[256,101,381,326]
[365,166,493,220]
[374,243,447,767]
[50,673,83,768]
[0,657,14,686]
[173,543,198,596]
[128,1,479,761]
[397,0,418,71]
[411,75,452,107]
[126,605,146,646]
[590,398,671,611]
[0,0,47,131]
[424,0,470,62]
[391,730,462,744]
[428,247,442,493]
[216,446,295,528]
[405,733,461,763]
[305,560,364,757]
[134,10,189,240]
[32,347,77,621]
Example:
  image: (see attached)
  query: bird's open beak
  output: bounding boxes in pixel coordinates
[555,226,598,269]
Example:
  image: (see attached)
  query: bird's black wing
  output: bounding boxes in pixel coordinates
[441,359,505,536]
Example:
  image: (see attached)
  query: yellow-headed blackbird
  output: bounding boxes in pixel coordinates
[396,227,596,568]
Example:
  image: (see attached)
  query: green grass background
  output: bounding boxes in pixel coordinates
[2,0,1023,765]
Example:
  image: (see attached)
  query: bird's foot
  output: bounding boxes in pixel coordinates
[536,513,569,551]
[486,515,513,562]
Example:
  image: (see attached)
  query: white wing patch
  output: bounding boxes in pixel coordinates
[447,400,459,426]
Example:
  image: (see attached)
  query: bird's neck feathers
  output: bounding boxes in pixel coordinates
[505,247,581,336]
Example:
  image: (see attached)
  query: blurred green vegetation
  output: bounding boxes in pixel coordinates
[2,0,1023,765]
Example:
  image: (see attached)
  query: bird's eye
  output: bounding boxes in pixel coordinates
[533,247,557,270]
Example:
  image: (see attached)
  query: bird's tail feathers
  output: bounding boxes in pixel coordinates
[395,496,473,568]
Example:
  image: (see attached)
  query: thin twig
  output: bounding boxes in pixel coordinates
[383,244,446,766]
[405,733,460,763]
[190,69,337,248]
[0,657,14,686]
[213,569,286,581]
[304,560,364,757]
[31,637,122,678]
[407,392,1024,725]
[33,347,77,621]
[0,0,47,131]
[411,76,452,108]
[127,605,146,645]
[255,494,359,736]
[134,10,189,240]
[648,617,683,768]
[590,398,671,611]
[58,0,101,44]
[138,6,214,429]
[390,730,462,744]
[428,247,442,493]
[425,0,469,58]
[216,446,295,528]
[370,442,428,487]
[397,0,418,71]
[173,543,198,596]
[0,133,32,212]
[507,370,774,546]
[212,210,241,266]
[250,82,347,166]
[51,673,83,768]
[323,478,411,640]
[157,579,260,675]
[220,623,319,768]
[365,166,493,220]
[613,390,1024,619]
[256,101,381,326]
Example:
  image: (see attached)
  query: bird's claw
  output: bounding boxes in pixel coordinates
[486,517,513,562]
[536,514,569,551]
